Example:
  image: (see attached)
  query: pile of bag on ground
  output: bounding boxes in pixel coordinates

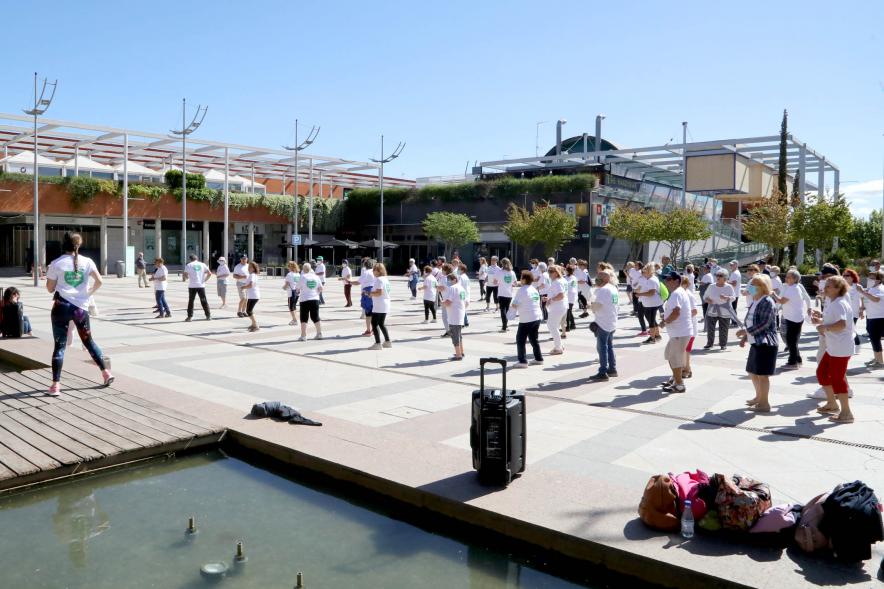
[639,470,883,563]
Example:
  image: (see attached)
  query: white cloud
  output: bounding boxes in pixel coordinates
[841,179,883,218]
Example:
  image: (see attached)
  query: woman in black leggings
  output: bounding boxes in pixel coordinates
[496,258,517,332]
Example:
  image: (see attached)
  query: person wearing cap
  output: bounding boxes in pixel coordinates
[339,259,353,307]
[703,268,736,350]
[233,254,250,318]
[660,272,692,393]
[215,256,230,308]
[736,274,779,413]
[315,256,327,305]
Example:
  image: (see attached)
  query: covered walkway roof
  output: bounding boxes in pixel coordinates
[0,112,414,190]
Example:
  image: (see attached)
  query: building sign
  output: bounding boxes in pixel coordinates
[604,174,642,193]
[593,203,616,227]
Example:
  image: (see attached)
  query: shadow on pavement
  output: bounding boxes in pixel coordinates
[417,471,506,502]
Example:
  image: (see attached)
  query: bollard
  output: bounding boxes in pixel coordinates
[295,571,304,588]
[234,541,247,563]
[186,516,197,534]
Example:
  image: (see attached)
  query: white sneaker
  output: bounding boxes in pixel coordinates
[807,386,854,399]
[382,341,392,348]
[529,359,544,365]
[549,348,563,355]
[288,320,297,326]
[421,320,428,324]
[367,343,382,350]
[314,333,323,340]
[296,336,306,342]
[512,362,528,369]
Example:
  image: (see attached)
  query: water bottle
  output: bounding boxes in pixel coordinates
[681,500,695,539]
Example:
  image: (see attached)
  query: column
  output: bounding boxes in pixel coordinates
[795,143,807,265]
[100,215,108,275]
[817,158,825,264]
[223,147,229,260]
[832,168,841,252]
[122,133,129,276]
[248,222,255,261]
[202,219,210,261]
[156,218,162,259]
[38,217,47,273]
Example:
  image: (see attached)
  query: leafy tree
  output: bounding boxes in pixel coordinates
[777,109,788,203]
[741,199,795,261]
[791,171,802,208]
[653,209,711,266]
[841,209,883,259]
[422,211,479,259]
[529,202,578,258]
[502,203,534,250]
[791,193,853,260]
[605,206,661,260]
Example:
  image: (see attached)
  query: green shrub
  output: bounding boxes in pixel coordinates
[164,169,206,190]
[0,171,68,185]
[128,183,167,202]
[67,176,104,206]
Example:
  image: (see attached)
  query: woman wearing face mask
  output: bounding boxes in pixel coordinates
[735,275,778,412]
[857,270,884,368]
[774,268,813,369]
[842,269,863,354]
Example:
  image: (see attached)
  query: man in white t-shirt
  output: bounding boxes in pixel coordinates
[183,254,212,322]
[315,256,327,305]
[588,270,619,382]
[149,258,171,318]
[233,255,250,317]
[661,272,693,393]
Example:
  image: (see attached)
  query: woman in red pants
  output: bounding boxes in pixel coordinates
[812,276,854,423]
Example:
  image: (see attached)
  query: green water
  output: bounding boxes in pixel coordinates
[0,452,591,588]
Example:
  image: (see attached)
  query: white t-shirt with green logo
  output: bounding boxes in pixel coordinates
[422,275,438,301]
[372,276,392,314]
[547,278,568,313]
[513,285,543,323]
[498,270,517,298]
[298,272,322,302]
[446,282,467,326]
[566,275,578,304]
[593,283,619,332]
[48,254,97,310]
[186,261,208,288]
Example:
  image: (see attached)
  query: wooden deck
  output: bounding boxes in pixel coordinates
[0,368,225,491]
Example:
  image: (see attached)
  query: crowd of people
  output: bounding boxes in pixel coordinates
[30,234,884,425]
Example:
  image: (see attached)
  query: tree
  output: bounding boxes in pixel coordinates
[841,209,883,259]
[741,199,795,260]
[605,206,662,260]
[790,171,802,209]
[422,211,479,259]
[653,209,711,266]
[777,109,788,203]
[502,201,577,259]
[791,193,853,260]
[529,202,578,258]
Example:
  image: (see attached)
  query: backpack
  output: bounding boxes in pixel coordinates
[714,473,772,530]
[670,470,710,519]
[639,474,679,532]
[0,302,24,338]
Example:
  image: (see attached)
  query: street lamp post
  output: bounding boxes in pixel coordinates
[370,135,405,262]
[23,72,57,287]
[681,121,688,266]
[284,120,319,262]
[170,98,207,267]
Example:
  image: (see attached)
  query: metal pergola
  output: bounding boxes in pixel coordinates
[0,112,414,190]
[479,133,839,196]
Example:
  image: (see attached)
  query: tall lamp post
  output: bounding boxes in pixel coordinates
[284,120,319,262]
[369,135,405,261]
[23,72,57,287]
[170,98,207,267]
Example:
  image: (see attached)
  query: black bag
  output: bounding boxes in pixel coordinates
[819,480,883,562]
[470,358,526,486]
[0,302,24,338]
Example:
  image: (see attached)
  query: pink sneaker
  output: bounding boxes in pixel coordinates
[101,369,115,387]
[47,382,61,397]
[639,331,649,337]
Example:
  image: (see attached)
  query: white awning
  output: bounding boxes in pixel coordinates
[0,150,61,166]
[113,160,163,176]
[61,155,114,172]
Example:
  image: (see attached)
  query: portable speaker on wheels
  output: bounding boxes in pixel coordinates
[470,357,526,486]
[0,302,24,339]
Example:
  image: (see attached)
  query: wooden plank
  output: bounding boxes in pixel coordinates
[5,411,102,462]
[0,440,41,476]
[33,405,136,453]
[0,460,16,481]
[43,402,160,448]
[118,394,218,431]
[43,368,112,393]
[101,395,215,436]
[15,370,91,400]
[0,413,82,465]
[83,397,194,439]
[72,398,187,441]
[0,373,37,410]
[0,373,56,408]
[0,423,60,472]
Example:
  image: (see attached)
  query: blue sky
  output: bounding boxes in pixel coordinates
[4,0,883,214]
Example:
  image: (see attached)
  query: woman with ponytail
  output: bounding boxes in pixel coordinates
[45,233,113,396]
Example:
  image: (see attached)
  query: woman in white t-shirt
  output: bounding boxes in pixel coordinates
[576,260,592,317]
[368,263,393,350]
[510,271,544,368]
[775,268,812,368]
[339,260,353,307]
[241,262,261,332]
[297,263,323,341]
[442,273,467,360]
[634,265,663,344]
[843,269,863,353]
[215,256,230,309]
[811,276,855,423]
[355,259,375,336]
[858,270,884,368]
[283,261,301,326]
[495,258,517,332]
[477,257,488,302]
[565,265,579,332]
[545,265,568,355]
[149,257,171,318]
[420,265,438,323]
[45,232,113,396]
[404,258,420,300]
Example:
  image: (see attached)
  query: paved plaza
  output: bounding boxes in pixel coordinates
[3,273,884,587]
